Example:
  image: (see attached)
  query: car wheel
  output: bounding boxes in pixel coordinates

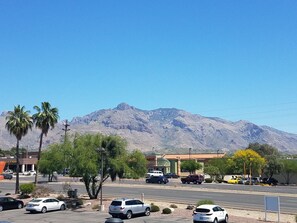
[126,210,132,219]
[213,218,218,223]
[60,204,66,210]
[182,181,186,184]
[146,179,149,183]
[158,181,161,184]
[17,203,23,209]
[187,182,190,184]
[144,207,150,216]
[224,215,229,223]
[0,205,3,212]
[41,206,47,213]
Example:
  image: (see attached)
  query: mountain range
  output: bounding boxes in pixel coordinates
[1,103,297,154]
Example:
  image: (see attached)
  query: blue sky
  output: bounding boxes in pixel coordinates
[0,1,297,134]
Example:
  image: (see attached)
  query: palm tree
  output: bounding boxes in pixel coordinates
[5,105,33,194]
[33,102,59,184]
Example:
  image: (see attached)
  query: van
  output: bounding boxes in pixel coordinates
[146,170,163,178]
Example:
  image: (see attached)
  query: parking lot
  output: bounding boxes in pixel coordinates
[0,208,191,223]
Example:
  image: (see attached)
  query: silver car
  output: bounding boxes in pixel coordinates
[108,198,151,219]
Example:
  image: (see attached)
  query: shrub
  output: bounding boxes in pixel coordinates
[295,214,297,222]
[204,178,213,183]
[186,205,195,210]
[162,208,172,214]
[77,198,83,206]
[92,204,100,210]
[216,178,223,183]
[196,199,214,206]
[170,204,178,208]
[150,204,160,212]
[20,183,35,195]
[56,194,66,201]
[18,194,30,199]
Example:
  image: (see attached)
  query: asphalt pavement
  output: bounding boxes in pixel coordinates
[0,208,192,223]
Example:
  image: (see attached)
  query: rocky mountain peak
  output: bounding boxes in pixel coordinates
[115,103,135,111]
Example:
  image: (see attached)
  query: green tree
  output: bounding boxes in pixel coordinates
[0,148,6,157]
[68,134,130,199]
[247,143,279,157]
[206,158,230,179]
[204,165,220,180]
[33,102,59,184]
[38,143,65,181]
[247,143,281,178]
[280,159,297,184]
[5,105,33,194]
[181,160,202,174]
[126,150,147,179]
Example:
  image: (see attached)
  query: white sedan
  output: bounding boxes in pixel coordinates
[193,204,228,223]
[26,198,66,213]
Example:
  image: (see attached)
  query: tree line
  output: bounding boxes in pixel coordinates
[203,143,297,184]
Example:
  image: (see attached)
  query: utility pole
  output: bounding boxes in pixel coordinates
[62,120,70,142]
[189,148,192,160]
[62,120,70,176]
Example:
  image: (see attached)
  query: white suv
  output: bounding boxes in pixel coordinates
[108,198,151,219]
[146,170,163,178]
[193,204,228,223]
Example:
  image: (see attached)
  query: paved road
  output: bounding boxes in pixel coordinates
[1,176,297,214]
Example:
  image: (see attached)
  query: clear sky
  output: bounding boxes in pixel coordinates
[0,1,297,134]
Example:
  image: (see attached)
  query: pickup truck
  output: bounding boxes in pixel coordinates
[181,174,204,184]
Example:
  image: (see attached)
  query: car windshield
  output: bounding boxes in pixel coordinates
[110,201,122,206]
[195,208,211,213]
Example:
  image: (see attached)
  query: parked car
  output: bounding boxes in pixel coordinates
[26,197,66,213]
[227,176,241,184]
[108,198,151,219]
[181,174,204,184]
[0,196,24,212]
[22,170,36,176]
[145,176,169,184]
[164,173,179,178]
[0,173,13,180]
[146,170,163,178]
[3,169,13,174]
[261,177,278,186]
[193,204,228,223]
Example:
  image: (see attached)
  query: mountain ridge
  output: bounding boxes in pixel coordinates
[1,103,296,154]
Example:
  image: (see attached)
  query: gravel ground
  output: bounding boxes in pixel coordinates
[14,193,296,223]
[78,197,296,223]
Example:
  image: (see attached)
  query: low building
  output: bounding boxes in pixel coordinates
[146,152,225,176]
